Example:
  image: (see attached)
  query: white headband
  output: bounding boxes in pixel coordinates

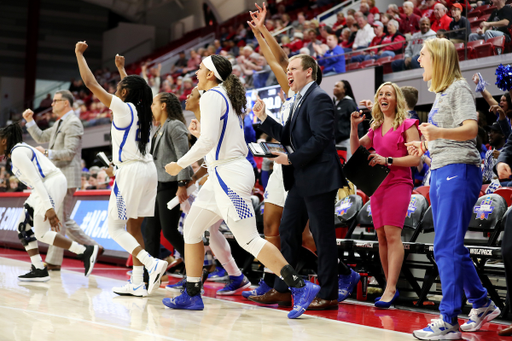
[203,56,224,82]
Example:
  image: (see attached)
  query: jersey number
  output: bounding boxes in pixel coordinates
[135,121,149,142]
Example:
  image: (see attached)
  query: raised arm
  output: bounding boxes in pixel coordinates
[115,54,127,80]
[251,3,289,72]
[75,41,113,108]
[472,73,498,107]
[247,20,289,94]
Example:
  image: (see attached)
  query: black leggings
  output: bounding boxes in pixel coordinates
[502,217,512,307]
[144,181,185,259]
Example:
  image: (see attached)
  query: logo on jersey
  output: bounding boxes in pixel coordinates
[474,197,495,220]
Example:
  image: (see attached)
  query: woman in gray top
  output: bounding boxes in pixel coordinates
[145,92,192,262]
[406,38,500,341]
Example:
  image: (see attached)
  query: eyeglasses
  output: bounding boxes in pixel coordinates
[52,99,66,103]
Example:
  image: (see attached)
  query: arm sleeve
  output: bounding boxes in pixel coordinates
[176,91,223,168]
[27,122,54,144]
[288,92,336,168]
[168,122,193,181]
[110,95,133,129]
[49,120,83,161]
[11,149,54,212]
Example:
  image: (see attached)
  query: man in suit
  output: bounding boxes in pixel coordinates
[23,90,103,270]
[253,55,359,309]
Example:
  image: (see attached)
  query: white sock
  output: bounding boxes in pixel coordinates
[132,266,144,285]
[69,241,86,255]
[187,276,201,283]
[136,249,155,268]
[222,259,242,277]
[30,254,45,270]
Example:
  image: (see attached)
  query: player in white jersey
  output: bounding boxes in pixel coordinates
[162,55,320,318]
[0,124,98,282]
[76,42,167,297]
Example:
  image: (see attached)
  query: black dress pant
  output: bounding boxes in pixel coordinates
[144,181,185,259]
[274,187,339,300]
[502,216,512,307]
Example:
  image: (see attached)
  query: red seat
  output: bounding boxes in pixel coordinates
[494,188,512,207]
[468,9,481,18]
[487,35,505,55]
[468,16,480,23]
[467,39,485,48]
[415,186,430,206]
[482,184,490,193]
[481,6,496,15]
[471,18,485,28]
[456,46,474,60]
[357,189,369,204]
[393,53,404,60]
[360,59,376,68]
[346,62,361,71]
[479,13,491,21]
[473,42,494,58]
[376,56,392,64]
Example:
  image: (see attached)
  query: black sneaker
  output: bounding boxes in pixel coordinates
[77,245,99,277]
[18,265,50,282]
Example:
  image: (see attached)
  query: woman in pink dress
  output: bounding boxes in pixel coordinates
[350,82,421,308]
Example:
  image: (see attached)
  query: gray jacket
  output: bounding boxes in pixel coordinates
[27,112,83,188]
[152,118,193,183]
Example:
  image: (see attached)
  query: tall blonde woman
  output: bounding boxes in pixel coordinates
[350,82,420,308]
[407,38,500,340]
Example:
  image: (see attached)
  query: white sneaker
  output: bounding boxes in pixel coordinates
[413,317,461,340]
[147,259,168,294]
[460,300,501,332]
[113,280,148,297]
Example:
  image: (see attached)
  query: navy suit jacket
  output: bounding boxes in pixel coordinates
[261,82,347,197]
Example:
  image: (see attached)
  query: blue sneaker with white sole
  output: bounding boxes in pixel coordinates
[242,279,272,298]
[338,269,360,302]
[166,278,187,291]
[207,267,228,282]
[162,290,204,310]
[216,274,251,295]
[288,281,320,319]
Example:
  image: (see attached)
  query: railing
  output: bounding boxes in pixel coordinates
[103,38,153,67]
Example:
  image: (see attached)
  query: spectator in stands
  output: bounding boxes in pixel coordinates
[387,4,402,20]
[400,1,421,36]
[171,51,188,75]
[333,80,362,160]
[292,12,306,31]
[179,78,194,104]
[86,173,97,190]
[360,2,375,24]
[351,82,420,309]
[436,29,448,38]
[391,17,436,72]
[366,0,380,15]
[96,170,110,190]
[81,171,90,190]
[374,20,406,58]
[288,32,305,52]
[472,73,512,137]
[431,3,452,32]
[187,49,201,73]
[353,15,376,50]
[350,21,386,62]
[448,3,471,42]
[345,14,356,30]
[315,34,345,75]
[408,38,500,340]
[332,11,346,32]
[420,0,438,23]
[469,0,512,42]
[482,122,506,183]
[7,176,20,192]
[401,86,420,120]
[38,94,53,111]
[142,63,161,97]
[410,0,424,17]
[340,27,354,50]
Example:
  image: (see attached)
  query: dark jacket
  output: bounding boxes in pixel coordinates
[334,96,363,142]
[449,16,471,40]
[151,118,193,183]
[261,82,347,196]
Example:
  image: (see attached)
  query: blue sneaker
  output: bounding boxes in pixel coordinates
[242,279,272,298]
[288,281,320,319]
[162,290,204,310]
[338,269,360,302]
[166,278,186,292]
[412,316,461,340]
[216,274,251,295]
[207,267,228,282]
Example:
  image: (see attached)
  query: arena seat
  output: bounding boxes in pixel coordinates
[488,35,506,55]
[360,59,377,68]
[415,186,430,205]
[494,187,512,206]
[481,7,496,16]
[346,62,361,71]
[335,194,363,233]
[467,9,481,18]
[470,18,485,29]
[357,189,369,204]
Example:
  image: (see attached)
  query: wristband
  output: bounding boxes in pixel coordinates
[177,180,189,187]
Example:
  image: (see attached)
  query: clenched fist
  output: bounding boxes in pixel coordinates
[75,41,88,55]
[22,109,34,122]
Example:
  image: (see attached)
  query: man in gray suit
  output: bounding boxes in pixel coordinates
[23,90,103,270]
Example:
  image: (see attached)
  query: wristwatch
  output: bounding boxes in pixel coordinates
[287,155,292,165]
[387,157,393,166]
[177,180,189,187]
[44,149,49,157]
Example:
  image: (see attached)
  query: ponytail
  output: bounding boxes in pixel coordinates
[158,92,186,125]
[0,123,23,158]
[223,74,247,117]
[119,75,153,155]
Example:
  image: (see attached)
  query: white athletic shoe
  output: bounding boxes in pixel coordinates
[460,300,501,332]
[413,317,461,340]
[147,259,168,294]
[113,280,148,297]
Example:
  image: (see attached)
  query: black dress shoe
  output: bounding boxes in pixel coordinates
[307,297,338,310]
[499,324,512,336]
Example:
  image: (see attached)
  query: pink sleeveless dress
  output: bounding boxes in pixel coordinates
[366,118,418,229]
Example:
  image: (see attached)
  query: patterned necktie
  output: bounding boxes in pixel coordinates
[50,119,63,149]
[291,93,302,119]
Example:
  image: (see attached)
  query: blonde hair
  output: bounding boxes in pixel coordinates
[423,38,463,93]
[370,82,408,130]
